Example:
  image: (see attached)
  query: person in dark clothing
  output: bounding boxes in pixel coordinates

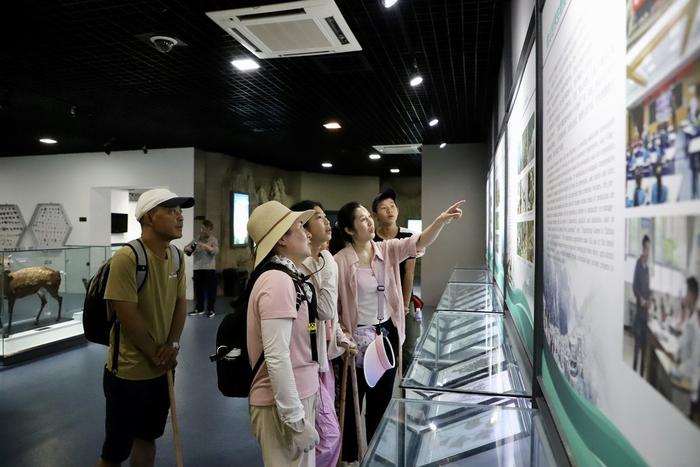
[632,234,653,377]
[185,219,219,318]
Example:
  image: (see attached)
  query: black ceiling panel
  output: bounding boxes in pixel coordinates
[0,0,503,176]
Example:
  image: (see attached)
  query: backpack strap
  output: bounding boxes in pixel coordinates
[110,239,150,374]
[255,262,319,363]
[168,243,182,276]
[128,239,149,292]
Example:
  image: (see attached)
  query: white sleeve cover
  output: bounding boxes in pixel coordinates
[261,318,305,425]
[314,250,338,321]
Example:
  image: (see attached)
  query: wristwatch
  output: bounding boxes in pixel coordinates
[171,341,180,350]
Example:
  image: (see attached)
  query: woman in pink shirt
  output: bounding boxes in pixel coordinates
[334,199,464,463]
[246,200,320,467]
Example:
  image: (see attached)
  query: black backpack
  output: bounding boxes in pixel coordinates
[82,240,181,370]
[210,261,317,398]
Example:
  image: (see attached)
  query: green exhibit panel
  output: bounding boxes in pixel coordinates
[538,0,700,464]
[505,38,537,360]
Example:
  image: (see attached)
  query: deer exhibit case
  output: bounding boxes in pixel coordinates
[0,246,109,362]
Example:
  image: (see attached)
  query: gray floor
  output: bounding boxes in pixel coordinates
[0,299,264,467]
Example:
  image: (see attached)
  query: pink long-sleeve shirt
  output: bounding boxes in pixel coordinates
[334,235,425,346]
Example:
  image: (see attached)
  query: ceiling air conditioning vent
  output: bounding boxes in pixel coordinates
[206,0,362,59]
[372,144,423,155]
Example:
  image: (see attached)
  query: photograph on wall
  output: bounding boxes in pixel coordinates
[518,167,535,214]
[627,0,675,47]
[519,113,536,173]
[516,220,535,264]
[626,0,700,208]
[622,215,700,426]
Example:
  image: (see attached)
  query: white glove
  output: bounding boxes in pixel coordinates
[287,419,320,458]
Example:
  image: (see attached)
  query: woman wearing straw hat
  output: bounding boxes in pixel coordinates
[334,199,465,463]
[246,200,321,467]
[291,200,358,467]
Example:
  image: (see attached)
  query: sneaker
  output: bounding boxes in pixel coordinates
[206,311,216,318]
[188,310,200,316]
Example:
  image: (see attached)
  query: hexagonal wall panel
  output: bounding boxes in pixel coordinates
[27,203,72,248]
[0,204,27,249]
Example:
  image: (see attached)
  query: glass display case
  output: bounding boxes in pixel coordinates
[0,246,110,361]
[437,282,502,313]
[362,399,559,467]
[402,311,531,397]
[405,388,532,409]
[448,268,492,284]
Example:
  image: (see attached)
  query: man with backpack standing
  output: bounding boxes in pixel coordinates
[96,188,193,467]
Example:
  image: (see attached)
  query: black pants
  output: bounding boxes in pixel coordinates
[193,269,217,312]
[341,320,399,462]
[632,316,648,377]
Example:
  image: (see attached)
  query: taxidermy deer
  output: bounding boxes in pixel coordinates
[1,255,63,337]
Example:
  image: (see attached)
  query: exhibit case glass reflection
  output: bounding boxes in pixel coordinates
[362,399,558,467]
[448,268,492,284]
[437,282,502,313]
[403,311,531,397]
[0,246,110,361]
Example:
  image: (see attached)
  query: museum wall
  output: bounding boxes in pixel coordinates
[193,149,387,272]
[421,143,488,306]
[299,171,379,211]
[0,147,195,250]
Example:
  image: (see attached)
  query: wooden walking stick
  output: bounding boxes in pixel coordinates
[337,353,351,467]
[349,357,365,459]
[167,370,184,467]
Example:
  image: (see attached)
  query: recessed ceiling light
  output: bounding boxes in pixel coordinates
[429,118,439,127]
[321,162,333,168]
[409,75,423,87]
[390,168,400,174]
[231,58,260,71]
[323,122,341,130]
[369,153,381,160]
[39,138,57,144]
[384,0,399,7]
[439,142,447,149]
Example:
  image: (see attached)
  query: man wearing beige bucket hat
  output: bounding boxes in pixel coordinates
[246,200,322,466]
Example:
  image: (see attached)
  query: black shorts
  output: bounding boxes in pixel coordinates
[101,367,170,462]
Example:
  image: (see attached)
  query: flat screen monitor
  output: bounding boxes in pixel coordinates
[111,213,128,234]
[231,192,250,247]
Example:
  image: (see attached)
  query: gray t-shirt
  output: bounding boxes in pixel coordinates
[192,236,219,270]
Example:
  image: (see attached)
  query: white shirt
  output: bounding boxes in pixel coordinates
[678,312,700,402]
[356,267,390,326]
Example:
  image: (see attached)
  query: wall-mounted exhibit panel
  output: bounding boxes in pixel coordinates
[541,0,700,465]
[506,42,537,358]
[436,283,503,313]
[448,268,491,284]
[494,139,506,295]
[362,399,559,467]
[0,246,109,360]
[486,167,494,273]
[402,311,531,398]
